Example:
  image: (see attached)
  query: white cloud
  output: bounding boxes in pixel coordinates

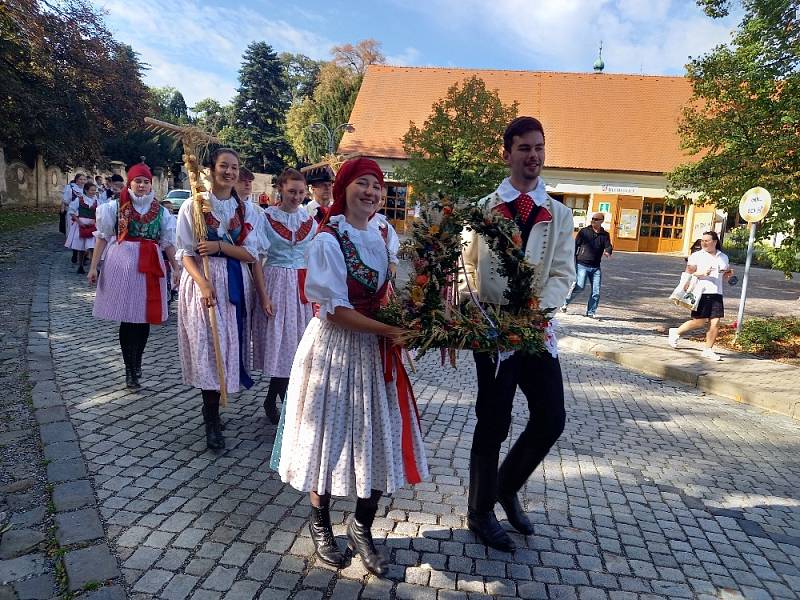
[95,0,334,104]
[407,0,737,74]
[387,46,421,66]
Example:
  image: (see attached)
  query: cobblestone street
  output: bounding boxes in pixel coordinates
[27,246,800,599]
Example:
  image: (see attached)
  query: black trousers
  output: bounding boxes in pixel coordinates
[471,351,566,495]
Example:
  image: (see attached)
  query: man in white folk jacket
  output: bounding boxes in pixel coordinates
[460,116,575,552]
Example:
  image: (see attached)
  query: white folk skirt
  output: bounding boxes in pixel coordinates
[277,318,428,498]
[93,240,167,324]
[177,256,254,394]
[252,265,313,378]
[65,218,96,251]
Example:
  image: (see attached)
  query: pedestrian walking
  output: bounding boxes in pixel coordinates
[65,181,100,274]
[61,174,86,264]
[175,148,260,450]
[460,116,575,552]
[87,162,179,389]
[276,157,428,575]
[562,211,612,317]
[668,231,733,361]
[252,168,316,424]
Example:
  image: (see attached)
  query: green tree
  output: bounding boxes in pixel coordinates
[285,41,385,163]
[0,0,151,168]
[668,0,800,276]
[167,90,190,123]
[279,52,321,102]
[286,63,362,162]
[232,41,293,173]
[396,76,518,203]
[192,98,234,136]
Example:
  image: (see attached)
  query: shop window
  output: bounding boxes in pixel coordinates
[380,184,408,222]
[640,200,688,240]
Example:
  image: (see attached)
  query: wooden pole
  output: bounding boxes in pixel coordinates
[144,117,228,406]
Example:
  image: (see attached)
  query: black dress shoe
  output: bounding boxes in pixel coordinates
[309,505,345,567]
[76,266,86,275]
[347,518,388,577]
[467,511,516,552]
[498,492,534,535]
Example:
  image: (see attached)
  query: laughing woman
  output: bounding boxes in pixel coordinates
[252,168,316,424]
[175,148,259,451]
[277,158,428,575]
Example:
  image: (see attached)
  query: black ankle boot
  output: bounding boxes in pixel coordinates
[309,505,345,567]
[498,491,534,535]
[347,518,387,576]
[202,395,224,450]
[123,349,140,389]
[467,451,515,552]
[71,250,78,264]
[263,398,279,425]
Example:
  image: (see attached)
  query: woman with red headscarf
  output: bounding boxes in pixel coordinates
[88,162,179,389]
[276,158,428,576]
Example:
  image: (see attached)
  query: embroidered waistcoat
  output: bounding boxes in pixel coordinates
[322,224,390,318]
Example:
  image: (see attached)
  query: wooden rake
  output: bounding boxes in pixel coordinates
[144,117,229,406]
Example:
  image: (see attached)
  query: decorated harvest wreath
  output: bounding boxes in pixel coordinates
[377,195,552,359]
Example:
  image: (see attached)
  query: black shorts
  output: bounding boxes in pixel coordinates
[691,294,724,319]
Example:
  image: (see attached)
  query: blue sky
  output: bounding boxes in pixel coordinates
[96,0,740,106]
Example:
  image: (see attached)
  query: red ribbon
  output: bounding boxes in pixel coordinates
[379,339,422,484]
[297,268,309,304]
[137,239,165,324]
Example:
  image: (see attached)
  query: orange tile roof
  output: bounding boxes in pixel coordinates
[338,65,694,174]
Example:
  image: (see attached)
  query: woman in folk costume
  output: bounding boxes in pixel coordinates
[252,168,316,424]
[277,158,428,575]
[61,174,86,255]
[88,162,179,389]
[65,181,100,274]
[175,148,259,451]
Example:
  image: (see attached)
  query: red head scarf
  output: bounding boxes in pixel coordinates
[329,158,384,218]
[118,162,154,241]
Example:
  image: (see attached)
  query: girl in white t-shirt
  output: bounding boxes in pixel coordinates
[668,231,733,361]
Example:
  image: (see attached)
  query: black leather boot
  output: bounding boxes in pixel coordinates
[309,505,345,567]
[497,491,534,535]
[202,393,225,450]
[347,518,387,577]
[467,451,515,552]
[123,347,140,389]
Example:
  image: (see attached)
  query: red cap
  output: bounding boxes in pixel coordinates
[126,162,153,182]
[329,158,384,218]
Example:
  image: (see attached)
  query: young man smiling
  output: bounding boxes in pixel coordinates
[460,116,575,552]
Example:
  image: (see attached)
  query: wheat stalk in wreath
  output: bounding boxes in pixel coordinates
[143,117,230,406]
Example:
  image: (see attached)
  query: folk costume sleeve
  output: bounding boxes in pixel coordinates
[94,201,118,240]
[158,207,177,250]
[303,232,352,318]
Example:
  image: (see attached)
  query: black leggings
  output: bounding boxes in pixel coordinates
[265,377,289,406]
[119,322,150,363]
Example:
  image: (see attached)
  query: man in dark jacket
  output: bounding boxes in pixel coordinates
[561,212,612,317]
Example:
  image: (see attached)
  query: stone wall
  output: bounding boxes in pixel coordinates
[0,150,168,208]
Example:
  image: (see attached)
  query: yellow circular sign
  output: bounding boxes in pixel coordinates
[739,187,772,223]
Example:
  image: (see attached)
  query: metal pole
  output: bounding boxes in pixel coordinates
[734,222,757,337]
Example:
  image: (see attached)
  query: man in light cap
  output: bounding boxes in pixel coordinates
[561,211,612,318]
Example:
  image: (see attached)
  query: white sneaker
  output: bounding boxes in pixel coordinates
[701,348,722,361]
[667,328,680,348]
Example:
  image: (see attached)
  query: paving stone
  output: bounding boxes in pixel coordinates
[46,459,86,483]
[63,544,121,591]
[52,479,95,511]
[11,573,56,599]
[83,585,127,600]
[133,568,173,594]
[162,574,199,600]
[0,529,46,559]
[0,553,46,584]
[55,507,104,545]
